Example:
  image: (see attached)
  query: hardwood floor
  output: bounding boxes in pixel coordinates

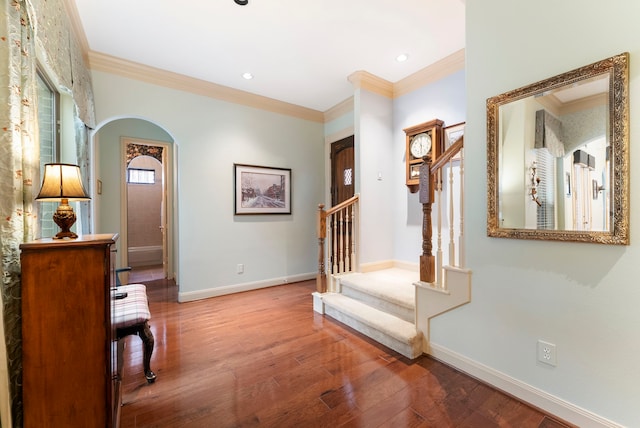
[119,274,572,427]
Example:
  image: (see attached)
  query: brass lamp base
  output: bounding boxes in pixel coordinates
[52,199,78,239]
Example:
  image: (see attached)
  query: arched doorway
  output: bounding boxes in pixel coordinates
[126,151,165,277]
[92,117,178,287]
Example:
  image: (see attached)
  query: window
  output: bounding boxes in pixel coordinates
[343,168,353,186]
[36,69,60,238]
[128,168,155,184]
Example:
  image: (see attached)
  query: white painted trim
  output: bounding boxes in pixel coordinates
[324,97,354,123]
[88,51,324,123]
[392,260,419,272]
[428,343,623,428]
[359,259,419,273]
[348,71,394,98]
[359,260,395,273]
[312,292,325,314]
[127,245,163,253]
[394,49,465,98]
[178,273,315,302]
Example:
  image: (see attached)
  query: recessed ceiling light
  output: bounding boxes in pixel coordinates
[242,72,254,80]
[396,53,409,63]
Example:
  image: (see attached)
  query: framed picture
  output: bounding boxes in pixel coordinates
[234,164,291,215]
[444,122,465,150]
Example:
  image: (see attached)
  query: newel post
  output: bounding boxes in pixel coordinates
[317,204,327,293]
[420,203,435,283]
[419,162,435,283]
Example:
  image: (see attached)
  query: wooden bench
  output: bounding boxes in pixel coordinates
[113,283,157,383]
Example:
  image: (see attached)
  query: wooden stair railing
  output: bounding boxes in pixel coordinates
[317,194,359,293]
[421,136,464,286]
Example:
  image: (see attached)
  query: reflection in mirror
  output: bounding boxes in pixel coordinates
[487,53,629,244]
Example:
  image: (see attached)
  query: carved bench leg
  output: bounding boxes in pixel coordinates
[137,321,156,383]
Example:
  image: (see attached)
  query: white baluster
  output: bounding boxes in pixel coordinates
[344,206,351,272]
[459,148,465,267]
[436,168,443,287]
[449,158,456,267]
[331,214,338,274]
[339,209,345,273]
[351,203,357,272]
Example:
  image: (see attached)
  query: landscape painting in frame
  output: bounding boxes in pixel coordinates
[234,164,291,215]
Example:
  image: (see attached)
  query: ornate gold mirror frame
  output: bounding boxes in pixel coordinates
[487,53,629,244]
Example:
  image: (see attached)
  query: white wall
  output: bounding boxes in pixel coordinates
[356,89,395,264]
[91,71,324,299]
[393,70,466,263]
[430,1,640,426]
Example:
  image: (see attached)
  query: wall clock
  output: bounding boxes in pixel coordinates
[404,119,444,192]
[410,133,432,158]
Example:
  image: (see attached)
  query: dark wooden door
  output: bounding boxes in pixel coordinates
[330,136,355,271]
[331,136,355,206]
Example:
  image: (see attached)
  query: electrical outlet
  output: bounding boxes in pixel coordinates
[237,264,244,274]
[537,340,557,366]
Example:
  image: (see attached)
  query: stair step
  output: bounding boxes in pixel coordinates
[339,269,417,322]
[322,293,422,359]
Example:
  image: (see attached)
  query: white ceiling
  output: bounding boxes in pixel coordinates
[72,0,466,112]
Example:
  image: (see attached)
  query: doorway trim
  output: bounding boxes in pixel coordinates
[120,137,175,280]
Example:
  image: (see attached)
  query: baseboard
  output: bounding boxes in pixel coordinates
[428,343,622,428]
[359,260,418,273]
[392,260,419,272]
[359,260,395,272]
[127,245,163,267]
[178,272,315,302]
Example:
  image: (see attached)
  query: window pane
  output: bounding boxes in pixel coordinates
[36,71,58,238]
[128,168,155,184]
[344,168,353,186]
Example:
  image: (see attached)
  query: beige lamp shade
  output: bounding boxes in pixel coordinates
[36,163,90,239]
[36,163,90,201]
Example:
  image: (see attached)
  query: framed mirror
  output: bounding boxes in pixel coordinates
[487,53,629,244]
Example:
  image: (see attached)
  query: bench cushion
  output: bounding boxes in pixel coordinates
[113,284,151,329]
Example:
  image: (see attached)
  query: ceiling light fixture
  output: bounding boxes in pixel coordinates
[396,53,409,62]
[234,0,248,5]
[242,72,253,80]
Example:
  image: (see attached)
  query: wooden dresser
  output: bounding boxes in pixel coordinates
[20,234,120,428]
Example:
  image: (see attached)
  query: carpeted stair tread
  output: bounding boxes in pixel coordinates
[322,293,419,343]
[339,268,416,310]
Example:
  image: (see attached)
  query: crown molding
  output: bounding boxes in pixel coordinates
[87,51,325,123]
[68,0,462,126]
[348,71,394,99]
[324,97,354,123]
[394,49,465,98]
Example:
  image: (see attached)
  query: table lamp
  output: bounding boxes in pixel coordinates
[36,163,90,239]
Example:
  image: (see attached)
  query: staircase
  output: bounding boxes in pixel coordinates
[313,134,470,360]
[318,268,423,359]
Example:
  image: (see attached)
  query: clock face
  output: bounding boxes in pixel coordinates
[410,133,432,158]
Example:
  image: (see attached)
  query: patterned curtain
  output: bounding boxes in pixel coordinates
[0,1,39,426]
[75,118,91,234]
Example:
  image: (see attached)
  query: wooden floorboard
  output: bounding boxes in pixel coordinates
[119,270,573,427]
